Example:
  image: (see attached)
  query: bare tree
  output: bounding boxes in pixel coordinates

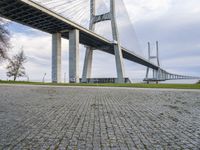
[6,50,27,81]
[0,18,10,61]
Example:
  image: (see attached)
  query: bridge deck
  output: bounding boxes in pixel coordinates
[0,0,158,70]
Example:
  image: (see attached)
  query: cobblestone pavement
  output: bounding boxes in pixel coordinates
[0,85,200,150]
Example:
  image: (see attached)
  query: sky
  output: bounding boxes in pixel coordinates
[0,0,200,83]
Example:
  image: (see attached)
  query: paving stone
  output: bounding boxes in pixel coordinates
[0,85,199,149]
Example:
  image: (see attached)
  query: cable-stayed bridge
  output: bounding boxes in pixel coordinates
[0,0,198,83]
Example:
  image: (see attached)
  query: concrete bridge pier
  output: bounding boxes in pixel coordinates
[69,29,80,83]
[82,0,96,83]
[159,71,162,80]
[52,33,61,83]
[163,71,165,80]
[145,42,161,84]
[111,0,125,83]
[82,48,93,83]
[164,72,167,80]
[82,0,125,83]
[157,69,162,84]
[166,74,169,80]
[153,70,157,79]
[154,69,159,84]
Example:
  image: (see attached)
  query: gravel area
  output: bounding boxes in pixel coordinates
[0,84,200,150]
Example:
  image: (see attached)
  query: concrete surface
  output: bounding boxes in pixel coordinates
[69,29,80,83]
[0,84,199,149]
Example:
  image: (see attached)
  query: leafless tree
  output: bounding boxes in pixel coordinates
[6,50,27,81]
[0,18,10,61]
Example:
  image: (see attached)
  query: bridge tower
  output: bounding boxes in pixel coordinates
[82,0,125,83]
[145,41,160,83]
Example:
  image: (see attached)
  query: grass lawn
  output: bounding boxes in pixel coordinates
[0,80,200,89]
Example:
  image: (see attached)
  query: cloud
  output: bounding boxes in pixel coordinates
[123,0,171,22]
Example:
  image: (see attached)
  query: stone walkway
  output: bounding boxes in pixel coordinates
[0,85,200,150]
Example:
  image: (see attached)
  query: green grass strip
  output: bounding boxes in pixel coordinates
[0,80,200,89]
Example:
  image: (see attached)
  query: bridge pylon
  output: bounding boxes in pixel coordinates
[145,41,161,84]
[82,0,125,83]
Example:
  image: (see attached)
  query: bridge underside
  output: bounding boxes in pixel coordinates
[0,0,158,70]
[0,0,111,51]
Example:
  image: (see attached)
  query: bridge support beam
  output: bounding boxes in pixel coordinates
[69,29,80,83]
[82,48,93,82]
[153,70,156,79]
[82,0,96,83]
[145,42,160,84]
[82,0,125,83]
[52,33,61,83]
[111,0,125,83]
[163,71,165,80]
[113,43,125,83]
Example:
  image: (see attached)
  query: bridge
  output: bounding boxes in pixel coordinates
[0,0,198,83]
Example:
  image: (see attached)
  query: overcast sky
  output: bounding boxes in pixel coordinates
[0,0,199,83]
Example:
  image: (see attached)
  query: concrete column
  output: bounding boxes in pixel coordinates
[69,29,80,83]
[156,41,160,67]
[155,70,158,79]
[163,72,165,80]
[52,33,61,83]
[146,42,150,79]
[159,70,162,80]
[145,68,149,79]
[155,69,159,84]
[111,0,125,83]
[161,71,163,80]
[157,69,160,80]
[82,0,96,83]
[153,70,156,79]
[82,48,93,82]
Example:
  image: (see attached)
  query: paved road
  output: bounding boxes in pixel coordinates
[0,85,200,149]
